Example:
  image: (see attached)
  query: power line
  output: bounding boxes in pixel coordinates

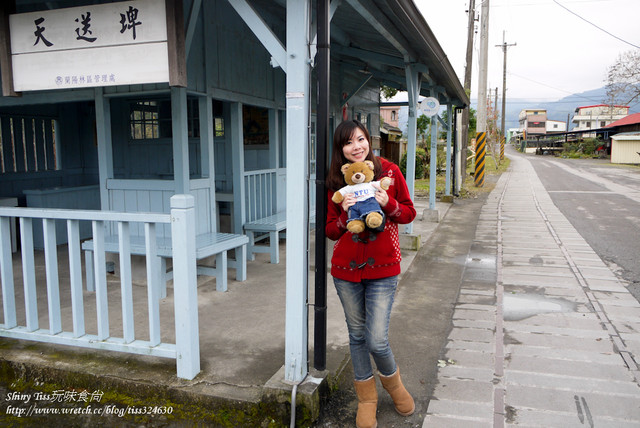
[552,0,640,49]
[507,71,582,96]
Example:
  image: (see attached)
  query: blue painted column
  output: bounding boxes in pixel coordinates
[230,102,246,236]
[404,65,421,234]
[200,95,217,233]
[171,87,190,195]
[284,0,310,383]
[445,104,452,196]
[94,88,113,211]
[429,116,437,210]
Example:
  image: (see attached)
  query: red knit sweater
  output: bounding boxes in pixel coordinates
[326,157,416,282]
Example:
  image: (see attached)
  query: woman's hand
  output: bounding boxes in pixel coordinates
[372,182,389,207]
[341,193,356,212]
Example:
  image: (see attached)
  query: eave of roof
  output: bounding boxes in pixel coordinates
[330,0,468,108]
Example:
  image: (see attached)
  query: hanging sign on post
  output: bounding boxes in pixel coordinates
[419,97,440,117]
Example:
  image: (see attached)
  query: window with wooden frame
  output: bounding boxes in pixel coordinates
[129,98,201,141]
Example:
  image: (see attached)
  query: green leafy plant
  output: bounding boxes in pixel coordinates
[400,147,429,179]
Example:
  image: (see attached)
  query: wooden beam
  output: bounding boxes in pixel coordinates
[0,1,19,97]
[166,0,187,87]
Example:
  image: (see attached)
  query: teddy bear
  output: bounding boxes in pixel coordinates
[331,160,392,234]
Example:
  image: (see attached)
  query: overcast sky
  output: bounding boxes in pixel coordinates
[414,0,640,102]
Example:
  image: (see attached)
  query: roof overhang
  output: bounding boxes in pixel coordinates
[328,0,468,107]
[247,0,468,108]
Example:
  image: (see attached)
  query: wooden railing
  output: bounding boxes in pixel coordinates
[0,195,200,380]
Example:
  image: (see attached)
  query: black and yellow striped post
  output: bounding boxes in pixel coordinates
[500,136,505,161]
[474,131,486,187]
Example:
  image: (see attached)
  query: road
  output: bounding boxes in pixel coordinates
[526,151,640,302]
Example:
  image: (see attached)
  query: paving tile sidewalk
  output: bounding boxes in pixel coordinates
[424,151,640,427]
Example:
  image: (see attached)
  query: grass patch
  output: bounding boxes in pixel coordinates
[414,154,510,199]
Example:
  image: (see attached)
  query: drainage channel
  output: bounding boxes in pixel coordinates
[494,169,509,428]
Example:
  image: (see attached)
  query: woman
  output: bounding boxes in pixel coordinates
[326,120,416,428]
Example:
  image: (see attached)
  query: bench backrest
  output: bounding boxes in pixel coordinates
[244,169,277,223]
[107,179,214,237]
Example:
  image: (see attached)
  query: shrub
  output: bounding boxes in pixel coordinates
[400,147,429,178]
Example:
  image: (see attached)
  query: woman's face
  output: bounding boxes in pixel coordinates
[342,127,370,163]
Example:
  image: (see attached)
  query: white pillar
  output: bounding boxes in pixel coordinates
[171,194,200,380]
[477,0,490,134]
[284,0,310,383]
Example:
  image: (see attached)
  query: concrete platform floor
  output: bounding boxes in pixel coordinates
[0,197,450,426]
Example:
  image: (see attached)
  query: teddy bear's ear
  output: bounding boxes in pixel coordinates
[341,163,352,174]
[364,160,374,170]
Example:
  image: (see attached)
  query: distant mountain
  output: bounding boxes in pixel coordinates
[486,87,640,130]
[396,86,640,135]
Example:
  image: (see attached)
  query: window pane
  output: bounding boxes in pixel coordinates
[215,118,224,137]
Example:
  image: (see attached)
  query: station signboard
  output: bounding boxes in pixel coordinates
[7,0,184,92]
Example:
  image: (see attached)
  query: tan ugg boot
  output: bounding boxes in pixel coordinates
[353,376,378,428]
[379,368,415,416]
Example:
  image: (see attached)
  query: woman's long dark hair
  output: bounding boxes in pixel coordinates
[326,120,382,191]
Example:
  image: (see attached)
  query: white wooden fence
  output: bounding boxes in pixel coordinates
[0,194,200,380]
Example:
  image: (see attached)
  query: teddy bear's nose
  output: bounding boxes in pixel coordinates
[354,173,363,181]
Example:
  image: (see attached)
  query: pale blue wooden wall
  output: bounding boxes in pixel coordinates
[0,0,382,210]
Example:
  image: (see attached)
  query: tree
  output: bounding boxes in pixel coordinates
[468,107,477,143]
[416,114,431,145]
[380,85,398,100]
[606,49,640,105]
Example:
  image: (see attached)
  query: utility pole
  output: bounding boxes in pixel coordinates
[496,31,516,161]
[461,0,476,182]
[475,0,489,187]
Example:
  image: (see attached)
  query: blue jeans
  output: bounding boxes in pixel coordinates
[347,197,384,223]
[333,276,398,381]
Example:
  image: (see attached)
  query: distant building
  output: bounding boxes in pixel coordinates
[572,104,629,137]
[380,122,405,165]
[518,109,547,136]
[380,105,401,128]
[610,132,640,164]
[546,119,567,133]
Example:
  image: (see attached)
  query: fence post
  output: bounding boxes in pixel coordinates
[170,194,200,380]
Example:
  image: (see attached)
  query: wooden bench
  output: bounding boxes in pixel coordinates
[244,212,286,264]
[82,232,248,293]
[243,211,317,264]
